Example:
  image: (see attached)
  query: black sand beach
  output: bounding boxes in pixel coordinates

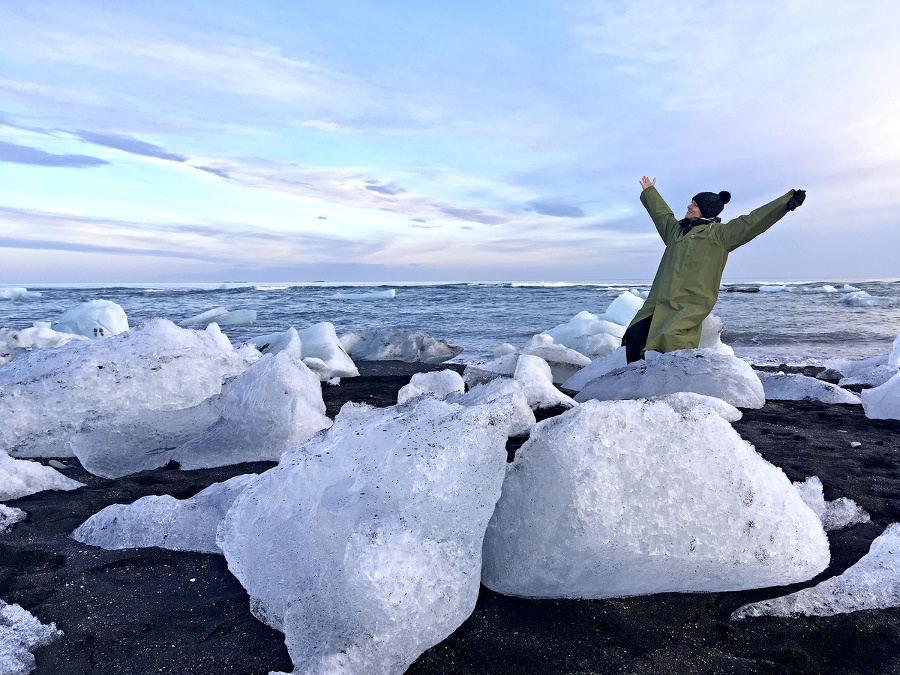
[3,362,900,675]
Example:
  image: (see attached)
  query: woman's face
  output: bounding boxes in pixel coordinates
[685,201,703,219]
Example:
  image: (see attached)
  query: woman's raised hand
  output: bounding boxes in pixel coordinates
[640,176,656,190]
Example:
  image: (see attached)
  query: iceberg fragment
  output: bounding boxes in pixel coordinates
[0,323,89,350]
[340,329,463,364]
[757,371,861,404]
[51,299,129,340]
[0,287,42,301]
[839,291,900,307]
[397,370,465,404]
[0,600,63,675]
[482,397,829,598]
[0,504,27,533]
[793,476,870,530]
[861,372,900,420]
[0,451,84,501]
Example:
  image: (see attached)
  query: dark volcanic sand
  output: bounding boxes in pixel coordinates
[3,362,900,675]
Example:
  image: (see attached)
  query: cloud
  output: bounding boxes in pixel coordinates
[439,207,508,225]
[527,201,585,218]
[74,130,188,161]
[194,165,231,179]
[365,182,406,196]
[0,140,108,168]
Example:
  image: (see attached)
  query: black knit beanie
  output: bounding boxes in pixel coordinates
[692,191,732,218]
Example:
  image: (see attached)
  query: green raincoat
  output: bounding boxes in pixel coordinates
[629,185,796,355]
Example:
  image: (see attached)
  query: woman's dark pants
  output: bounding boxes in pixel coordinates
[623,315,653,364]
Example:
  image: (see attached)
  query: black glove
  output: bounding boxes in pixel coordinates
[786,189,806,211]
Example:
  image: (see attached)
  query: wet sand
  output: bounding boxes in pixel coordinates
[3,362,900,674]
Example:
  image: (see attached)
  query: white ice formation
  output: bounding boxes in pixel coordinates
[575,349,765,409]
[732,523,900,619]
[890,334,900,370]
[70,351,332,477]
[72,474,256,553]
[481,396,829,599]
[520,335,591,384]
[445,378,536,435]
[333,289,396,300]
[0,504,27,533]
[824,353,898,389]
[541,291,644,359]
[397,370,465,404]
[0,600,63,675]
[51,299,129,339]
[698,313,735,355]
[861,372,900,420]
[181,307,257,326]
[560,347,627,392]
[839,291,900,307]
[0,319,252,458]
[217,394,512,675]
[793,476,870,530]
[0,452,84,501]
[464,352,574,411]
[0,287,42,301]
[249,323,359,380]
[0,323,89,351]
[339,329,463,364]
[757,372,861,404]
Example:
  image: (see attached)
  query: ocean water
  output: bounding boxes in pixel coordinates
[2,280,899,366]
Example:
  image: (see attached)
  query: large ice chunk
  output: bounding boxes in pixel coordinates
[217,395,511,675]
[521,335,591,384]
[481,397,829,598]
[861,372,900,420]
[757,372,861,404]
[601,290,645,326]
[0,600,63,675]
[575,349,765,409]
[512,354,576,410]
[445,378,536,435]
[0,342,11,368]
[698,314,734,355]
[463,353,519,386]
[732,523,900,619]
[70,352,331,477]
[397,370,465,404]
[792,476,870,531]
[561,347,627,392]
[51,299,129,339]
[72,474,256,553]
[0,452,84,501]
[297,323,358,379]
[181,307,256,326]
[340,329,463,364]
[543,311,623,359]
[0,323,89,350]
[0,319,252,458]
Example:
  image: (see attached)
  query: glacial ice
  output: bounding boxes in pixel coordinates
[839,291,900,307]
[340,329,463,364]
[445,377,536,435]
[217,395,512,675]
[246,327,303,360]
[181,307,256,326]
[825,353,895,389]
[540,290,643,359]
[0,287,42,301]
[72,474,256,553]
[0,600,63,675]
[463,353,520,386]
[732,523,900,619]
[521,335,591,384]
[0,452,84,501]
[397,370,465,404]
[0,319,252,458]
[698,313,734,355]
[757,372,861,404]
[205,322,233,350]
[250,323,358,380]
[70,352,331,477]
[792,476,870,531]
[181,306,228,326]
[890,334,900,370]
[0,504,27,533]
[0,323,89,351]
[512,354,576,410]
[861,372,900,420]
[575,349,765,409]
[561,347,627,392]
[601,290,645,326]
[0,342,10,368]
[481,397,829,599]
[51,299,129,339]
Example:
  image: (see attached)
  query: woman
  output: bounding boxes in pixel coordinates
[623,176,805,363]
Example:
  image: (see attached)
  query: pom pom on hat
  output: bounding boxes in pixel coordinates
[692,191,731,218]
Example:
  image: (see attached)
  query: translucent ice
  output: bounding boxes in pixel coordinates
[0,504,27,533]
[397,370,465,404]
[890,334,900,370]
[757,372,861,404]
[0,323,89,350]
[72,474,256,553]
[839,291,900,307]
[543,311,623,359]
[521,335,591,384]
[205,322,233,350]
[297,323,358,379]
[51,299,129,339]
[575,349,765,409]
[793,476,870,530]
[181,306,228,326]
[732,523,900,619]
[481,397,829,598]
[0,451,84,501]
[247,327,303,360]
[861,372,900,420]
[698,314,734,355]
[0,600,63,675]
[512,354,576,410]
[0,287,42,301]
[340,329,463,364]
[0,342,10,368]
[561,347,627,392]
[217,395,511,675]
[445,378,536,435]
[463,353,519,386]
[1,319,252,457]
[600,290,645,326]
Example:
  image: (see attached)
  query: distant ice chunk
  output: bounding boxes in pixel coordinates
[839,365,898,389]
[600,290,645,326]
[51,299,129,340]
[732,523,900,619]
[0,452,84,501]
[757,372,861,404]
[72,474,256,553]
[0,600,63,675]
[333,289,396,300]
[826,353,890,381]
[181,306,228,326]
[492,343,519,358]
[340,329,463,364]
[861,372,900,420]
[481,397,829,599]
[0,504,27,532]
[71,352,331,477]
[0,323,89,351]
[215,309,257,326]
[821,285,838,293]
[0,287,42,301]
[844,284,860,292]
[575,349,765,409]
[397,370,465,404]
[1,319,252,458]
[839,290,900,307]
[793,476,870,530]
[217,395,511,675]
[561,347,627,392]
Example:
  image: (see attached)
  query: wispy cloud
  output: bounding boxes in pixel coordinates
[74,130,188,161]
[0,140,108,168]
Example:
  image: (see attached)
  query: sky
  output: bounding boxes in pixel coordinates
[2,0,899,283]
